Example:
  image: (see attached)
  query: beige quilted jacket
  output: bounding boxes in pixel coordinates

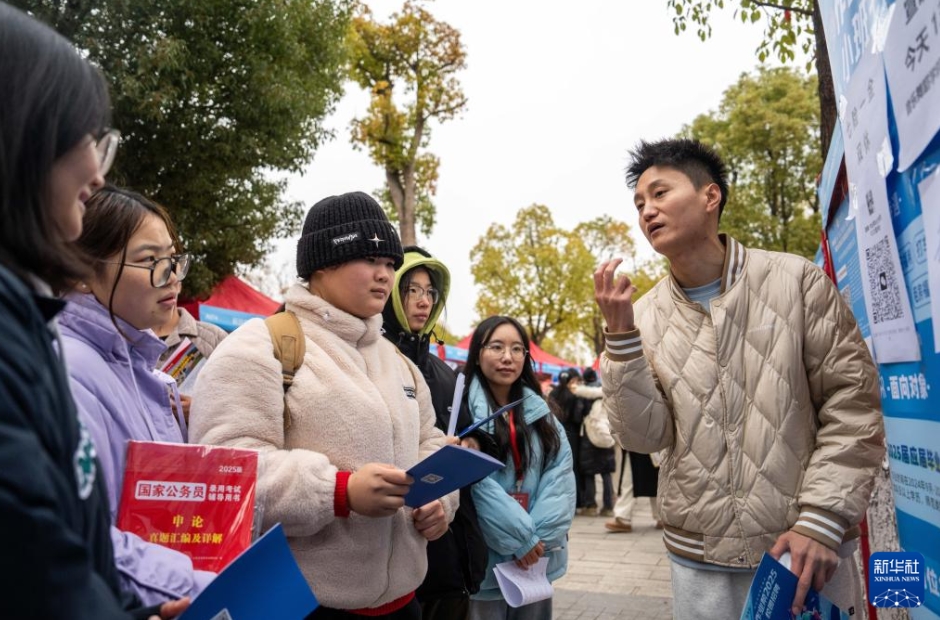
[601,236,884,568]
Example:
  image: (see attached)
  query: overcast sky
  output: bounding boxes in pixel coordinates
[270,0,771,339]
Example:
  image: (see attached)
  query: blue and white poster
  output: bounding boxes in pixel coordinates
[822,0,940,617]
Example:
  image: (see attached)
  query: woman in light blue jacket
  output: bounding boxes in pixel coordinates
[461,316,576,620]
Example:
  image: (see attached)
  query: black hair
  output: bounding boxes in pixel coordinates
[625,138,729,219]
[75,186,178,335]
[582,367,598,384]
[463,316,561,473]
[0,4,112,290]
[394,245,448,342]
[548,368,582,423]
[399,265,443,302]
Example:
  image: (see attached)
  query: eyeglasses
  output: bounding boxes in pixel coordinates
[94,129,121,177]
[482,342,528,360]
[105,253,192,288]
[404,284,440,305]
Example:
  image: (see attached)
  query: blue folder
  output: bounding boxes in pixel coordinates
[180,523,318,620]
[740,553,849,620]
[404,444,504,507]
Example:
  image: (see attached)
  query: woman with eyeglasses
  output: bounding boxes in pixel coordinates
[0,4,189,618]
[460,316,576,620]
[58,186,214,606]
[381,246,488,620]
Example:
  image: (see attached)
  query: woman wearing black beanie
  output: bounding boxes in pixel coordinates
[191,191,455,620]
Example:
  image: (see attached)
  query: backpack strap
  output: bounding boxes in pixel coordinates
[264,310,305,433]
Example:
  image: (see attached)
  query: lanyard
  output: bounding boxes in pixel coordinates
[508,410,524,489]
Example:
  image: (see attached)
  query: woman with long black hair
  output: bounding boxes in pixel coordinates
[0,4,186,618]
[461,316,575,620]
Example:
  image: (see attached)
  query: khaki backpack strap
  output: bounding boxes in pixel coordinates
[264,311,306,433]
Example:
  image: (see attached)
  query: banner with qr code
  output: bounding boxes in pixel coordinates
[117,441,259,573]
[822,1,940,618]
[840,48,920,364]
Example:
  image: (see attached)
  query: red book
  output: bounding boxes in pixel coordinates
[117,441,259,573]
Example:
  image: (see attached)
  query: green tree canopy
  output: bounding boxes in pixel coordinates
[682,66,821,258]
[471,205,595,347]
[664,1,836,158]
[18,0,352,294]
[471,206,658,357]
[347,0,468,246]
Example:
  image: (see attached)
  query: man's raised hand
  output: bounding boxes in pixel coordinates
[594,258,637,333]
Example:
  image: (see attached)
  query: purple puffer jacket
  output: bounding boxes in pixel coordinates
[59,292,214,605]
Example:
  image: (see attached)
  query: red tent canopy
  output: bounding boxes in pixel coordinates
[181,276,281,332]
[528,342,578,369]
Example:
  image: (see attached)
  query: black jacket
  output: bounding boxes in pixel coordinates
[0,267,136,619]
[0,266,155,618]
[383,299,487,600]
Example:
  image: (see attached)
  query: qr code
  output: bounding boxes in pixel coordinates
[864,236,903,324]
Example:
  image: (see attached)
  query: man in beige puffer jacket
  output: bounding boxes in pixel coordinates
[593,138,884,619]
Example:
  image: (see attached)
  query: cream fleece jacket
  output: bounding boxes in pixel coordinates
[190,284,456,609]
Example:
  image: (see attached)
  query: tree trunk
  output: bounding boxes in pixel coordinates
[401,164,417,246]
[385,167,406,232]
[814,0,838,165]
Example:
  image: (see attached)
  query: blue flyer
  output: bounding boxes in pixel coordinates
[740,553,849,620]
[404,444,503,507]
[180,523,318,620]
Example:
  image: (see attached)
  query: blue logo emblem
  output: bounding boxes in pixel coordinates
[869,552,925,608]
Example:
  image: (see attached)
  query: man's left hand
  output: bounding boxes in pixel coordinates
[413,500,448,541]
[770,530,839,616]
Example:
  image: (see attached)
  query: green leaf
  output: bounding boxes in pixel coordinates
[17,0,352,295]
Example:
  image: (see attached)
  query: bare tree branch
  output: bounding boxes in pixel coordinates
[749,1,813,17]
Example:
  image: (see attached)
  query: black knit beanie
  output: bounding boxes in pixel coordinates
[296,191,404,279]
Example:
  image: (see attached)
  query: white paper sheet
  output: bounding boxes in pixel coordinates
[493,557,553,608]
[918,169,940,352]
[841,49,921,363]
[884,1,940,171]
[446,373,465,437]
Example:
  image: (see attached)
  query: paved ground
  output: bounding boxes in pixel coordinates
[552,502,673,619]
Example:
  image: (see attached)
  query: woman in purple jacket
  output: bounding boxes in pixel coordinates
[59,186,215,605]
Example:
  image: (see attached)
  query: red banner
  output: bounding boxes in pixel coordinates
[117,441,258,572]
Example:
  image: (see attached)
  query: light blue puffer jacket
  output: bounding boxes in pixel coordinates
[466,377,576,601]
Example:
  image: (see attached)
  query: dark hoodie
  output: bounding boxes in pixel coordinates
[382,247,487,601]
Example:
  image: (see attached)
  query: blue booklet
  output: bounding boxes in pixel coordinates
[404,444,504,507]
[741,553,849,620]
[180,523,318,620]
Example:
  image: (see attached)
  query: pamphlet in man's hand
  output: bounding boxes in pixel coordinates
[180,523,318,620]
[740,553,850,620]
[404,444,504,507]
[494,557,553,608]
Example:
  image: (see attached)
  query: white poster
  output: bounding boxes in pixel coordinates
[840,50,921,363]
[918,169,940,352]
[884,0,940,171]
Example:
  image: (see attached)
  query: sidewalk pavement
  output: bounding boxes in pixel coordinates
[553,502,674,619]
